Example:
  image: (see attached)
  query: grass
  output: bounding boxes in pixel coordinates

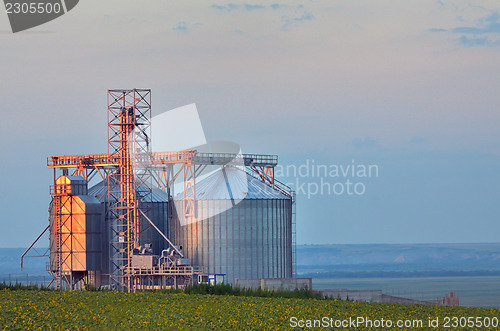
[181,283,324,299]
[0,281,323,298]
[1,287,499,330]
[0,281,51,291]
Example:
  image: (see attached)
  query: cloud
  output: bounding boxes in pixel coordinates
[210,4,239,11]
[428,28,447,32]
[243,4,265,11]
[270,4,291,10]
[209,3,314,31]
[210,3,306,14]
[295,12,314,23]
[453,23,500,34]
[173,21,189,33]
[447,11,500,47]
[210,3,265,12]
[458,36,492,47]
[482,11,499,23]
[281,11,315,30]
[172,22,202,33]
[456,11,500,33]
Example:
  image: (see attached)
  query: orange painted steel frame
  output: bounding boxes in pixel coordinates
[107,89,152,291]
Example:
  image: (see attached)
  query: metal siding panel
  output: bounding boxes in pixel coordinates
[264,199,269,278]
[214,206,221,274]
[257,200,266,276]
[167,166,292,284]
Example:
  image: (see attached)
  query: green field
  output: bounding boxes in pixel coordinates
[1,289,499,330]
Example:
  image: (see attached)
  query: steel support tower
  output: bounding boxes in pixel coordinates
[107,89,152,291]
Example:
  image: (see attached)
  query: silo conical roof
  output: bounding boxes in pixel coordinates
[176,166,290,200]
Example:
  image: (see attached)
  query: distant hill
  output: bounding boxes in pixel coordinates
[296,243,500,277]
[0,248,49,277]
[2,243,500,279]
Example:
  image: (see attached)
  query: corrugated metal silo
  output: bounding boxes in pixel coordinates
[49,176,104,289]
[88,182,170,284]
[172,166,292,284]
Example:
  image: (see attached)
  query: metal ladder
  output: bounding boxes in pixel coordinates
[52,195,62,289]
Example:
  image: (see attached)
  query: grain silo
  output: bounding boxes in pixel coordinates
[23,89,296,292]
[171,166,293,284]
[48,176,104,289]
[88,181,171,286]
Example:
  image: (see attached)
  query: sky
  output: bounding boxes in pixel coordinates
[0,0,499,247]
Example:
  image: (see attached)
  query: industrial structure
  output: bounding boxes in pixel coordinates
[22,89,296,292]
[172,167,294,284]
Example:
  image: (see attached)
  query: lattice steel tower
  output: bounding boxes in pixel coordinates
[107,89,152,291]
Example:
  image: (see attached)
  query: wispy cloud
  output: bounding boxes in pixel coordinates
[453,23,500,34]
[173,22,202,33]
[281,11,315,31]
[210,3,265,12]
[458,35,494,47]
[243,4,265,11]
[482,11,499,23]
[211,4,237,11]
[270,4,291,10]
[432,11,500,47]
[209,3,314,31]
[428,28,447,32]
[173,21,189,33]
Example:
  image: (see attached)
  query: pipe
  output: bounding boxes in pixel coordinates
[138,209,184,257]
[20,225,50,270]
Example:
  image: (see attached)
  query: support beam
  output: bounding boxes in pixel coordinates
[20,225,49,270]
[139,209,184,258]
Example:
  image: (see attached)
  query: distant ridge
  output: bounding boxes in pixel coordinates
[2,243,500,278]
[296,243,500,277]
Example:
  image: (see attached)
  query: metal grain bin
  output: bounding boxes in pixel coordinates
[49,191,103,272]
[88,182,170,283]
[172,166,292,284]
